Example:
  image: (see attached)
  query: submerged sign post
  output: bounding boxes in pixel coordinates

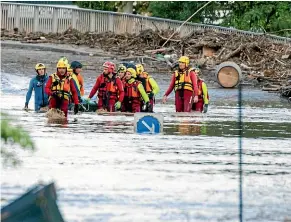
[134,113,163,134]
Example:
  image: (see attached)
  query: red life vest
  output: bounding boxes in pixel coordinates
[98,74,118,99]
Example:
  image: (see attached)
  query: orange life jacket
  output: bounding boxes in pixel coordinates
[50,73,71,100]
[138,72,152,93]
[76,73,84,96]
[124,81,140,99]
[98,74,118,99]
[174,70,193,92]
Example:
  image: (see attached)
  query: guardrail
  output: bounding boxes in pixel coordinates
[1,2,290,44]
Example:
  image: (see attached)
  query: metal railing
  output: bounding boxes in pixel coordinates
[1,2,290,44]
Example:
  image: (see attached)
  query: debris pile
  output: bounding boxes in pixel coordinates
[1,27,291,98]
[46,108,67,124]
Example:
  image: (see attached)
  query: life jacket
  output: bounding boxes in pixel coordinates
[174,69,193,92]
[98,74,118,99]
[124,81,140,99]
[50,73,71,100]
[138,72,152,93]
[197,79,209,101]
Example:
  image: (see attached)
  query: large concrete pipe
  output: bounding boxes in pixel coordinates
[215,61,242,88]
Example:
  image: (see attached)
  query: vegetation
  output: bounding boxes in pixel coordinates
[75,1,291,37]
[1,113,35,166]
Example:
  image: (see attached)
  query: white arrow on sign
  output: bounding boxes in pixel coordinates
[141,120,155,133]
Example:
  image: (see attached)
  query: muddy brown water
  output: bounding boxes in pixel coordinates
[1,45,291,222]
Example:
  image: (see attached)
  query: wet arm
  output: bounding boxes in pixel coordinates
[44,76,53,96]
[202,82,209,104]
[164,74,175,97]
[25,79,34,104]
[70,79,79,104]
[149,77,160,95]
[190,72,198,96]
[138,83,149,103]
[88,77,100,98]
[116,78,124,102]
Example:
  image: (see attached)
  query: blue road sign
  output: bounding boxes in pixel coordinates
[135,113,163,134]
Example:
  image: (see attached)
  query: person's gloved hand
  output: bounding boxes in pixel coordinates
[74,104,79,114]
[148,92,154,99]
[50,91,57,97]
[203,104,208,113]
[146,102,153,112]
[52,80,59,86]
[78,96,83,103]
[114,101,121,110]
[24,102,28,109]
[85,97,91,103]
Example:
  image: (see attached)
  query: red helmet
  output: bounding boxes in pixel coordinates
[103,61,115,73]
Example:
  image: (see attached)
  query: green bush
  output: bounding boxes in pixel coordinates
[1,113,36,166]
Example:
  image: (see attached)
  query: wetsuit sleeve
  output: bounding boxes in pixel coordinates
[45,76,53,96]
[70,79,79,104]
[149,77,160,95]
[202,82,209,105]
[164,73,176,97]
[25,78,34,104]
[190,71,198,96]
[116,78,124,102]
[88,76,100,99]
[72,78,81,98]
[137,83,149,103]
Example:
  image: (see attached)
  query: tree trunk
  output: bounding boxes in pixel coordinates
[122,1,134,13]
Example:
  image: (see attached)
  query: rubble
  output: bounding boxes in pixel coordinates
[1,27,291,99]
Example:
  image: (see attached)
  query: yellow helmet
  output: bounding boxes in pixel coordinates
[118,64,126,73]
[56,60,67,69]
[135,64,144,75]
[59,56,69,64]
[126,68,137,78]
[35,63,46,70]
[178,56,190,67]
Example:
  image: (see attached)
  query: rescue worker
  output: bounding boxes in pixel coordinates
[58,57,82,100]
[162,56,199,112]
[117,64,127,82]
[70,61,85,96]
[87,61,124,112]
[135,64,160,112]
[123,68,152,113]
[45,60,79,117]
[191,67,209,113]
[24,63,49,111]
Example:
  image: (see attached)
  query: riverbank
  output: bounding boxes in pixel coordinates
[1,38,290,98]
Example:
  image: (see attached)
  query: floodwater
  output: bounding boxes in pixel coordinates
[1,70,291,222]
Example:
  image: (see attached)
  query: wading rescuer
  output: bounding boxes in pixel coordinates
[123,68,152,113]
[24,63,49,111]
[70,61,85,96]
[45,60,79,117]
[191,67,209,113]
[162,56,199,112]
[135,64,160,112]
[58,57,82,101]
[87,61,124,112]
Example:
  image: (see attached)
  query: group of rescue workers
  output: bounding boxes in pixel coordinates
[25,55,209,118]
